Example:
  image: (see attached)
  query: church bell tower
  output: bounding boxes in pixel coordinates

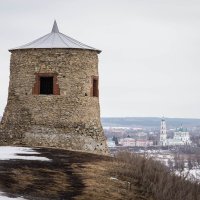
[159,117,167,146]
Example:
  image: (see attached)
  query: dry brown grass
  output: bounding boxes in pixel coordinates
[78,161,152,200]
[0,148,198,200]
[0,148,154,200]
[111,151,200,200]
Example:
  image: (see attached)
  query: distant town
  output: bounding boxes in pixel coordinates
[103,117,200,148]
[103,117,200,182]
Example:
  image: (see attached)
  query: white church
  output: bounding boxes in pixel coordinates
[159,118,192,146]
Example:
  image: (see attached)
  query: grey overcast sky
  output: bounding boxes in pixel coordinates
[0,0,200,118]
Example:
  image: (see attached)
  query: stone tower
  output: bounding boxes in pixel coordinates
[159,117,167,146]
[0,21,108,154]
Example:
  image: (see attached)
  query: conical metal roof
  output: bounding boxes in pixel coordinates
[9,21,101,53]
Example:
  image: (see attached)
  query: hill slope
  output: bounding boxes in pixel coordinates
[0,147,152,200]
[0,147,199,200]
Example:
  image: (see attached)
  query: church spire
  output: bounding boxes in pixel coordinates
[51,20,59,33]
[160,117,167,146]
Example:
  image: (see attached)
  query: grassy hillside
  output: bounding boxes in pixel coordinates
[0,147,199,200]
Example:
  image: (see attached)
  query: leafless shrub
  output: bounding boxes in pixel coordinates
[167,158,174,172]
[187,156,194,170]
[195,153,200,166]
[111,151,200,200]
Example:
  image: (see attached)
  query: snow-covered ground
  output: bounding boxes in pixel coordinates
[0,146,50,161]
[0,192,26,200]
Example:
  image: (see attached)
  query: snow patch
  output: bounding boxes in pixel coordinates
[0,146,50,161]
[110,177,118,181]
[0,192,26,200]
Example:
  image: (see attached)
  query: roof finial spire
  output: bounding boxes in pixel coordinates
[51,20,59,33]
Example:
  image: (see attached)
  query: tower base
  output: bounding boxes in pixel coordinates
[0,123,108,155]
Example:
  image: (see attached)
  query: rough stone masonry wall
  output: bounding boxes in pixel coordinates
[0,49,108,155]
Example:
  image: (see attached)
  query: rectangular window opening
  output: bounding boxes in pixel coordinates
[92,78,99,97]
[40,77,54,95]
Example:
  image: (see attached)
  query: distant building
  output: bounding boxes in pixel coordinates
[119,138,136,146]
[135,139,153,147]
[119,138,153,147]
[167,126,192,146]
[159,119,192,146]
